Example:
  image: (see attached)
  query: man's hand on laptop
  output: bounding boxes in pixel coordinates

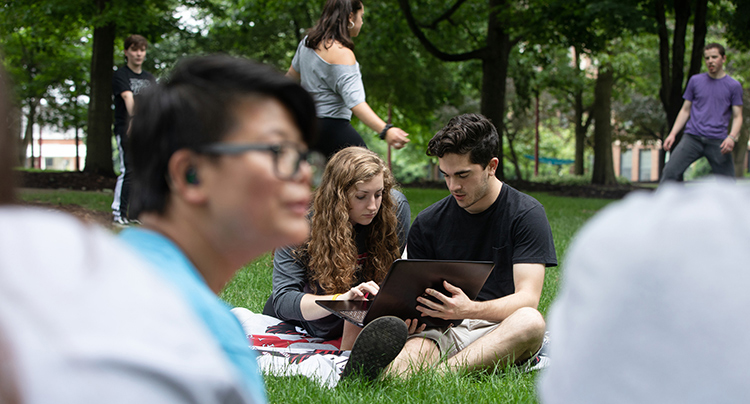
[340,280,380,301]
[404,318,428,334]
[415,280,475,320]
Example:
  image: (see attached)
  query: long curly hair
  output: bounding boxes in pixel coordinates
[304,147,400,294]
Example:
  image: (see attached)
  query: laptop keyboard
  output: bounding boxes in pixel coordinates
[340,309,368,322]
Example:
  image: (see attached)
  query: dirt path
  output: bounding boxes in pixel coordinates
[18,199,115,230]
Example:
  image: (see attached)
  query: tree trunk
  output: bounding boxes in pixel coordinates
[668,0,690,123]
[505,131,524,180]
[20,99,37,168]
[8,102,22,169]
[591,63,616,185]
[482,0,511,180]
[574,90,586,175]
[84,0,115,177]
[733,96,749,177]
[573,47,586,175]
[688,0,708,79]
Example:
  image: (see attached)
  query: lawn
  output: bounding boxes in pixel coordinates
[18,186,615,403]
[219,187,615,404]
[19,188,114,212]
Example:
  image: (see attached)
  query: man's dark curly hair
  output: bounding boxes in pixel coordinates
[426,113,499,167]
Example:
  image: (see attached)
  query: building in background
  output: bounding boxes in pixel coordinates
[24,126,87,171]
[613,140,750,182]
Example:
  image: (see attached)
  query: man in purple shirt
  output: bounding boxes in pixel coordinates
[661,43,743,182]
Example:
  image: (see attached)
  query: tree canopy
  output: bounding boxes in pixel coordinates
[1,0,747,181]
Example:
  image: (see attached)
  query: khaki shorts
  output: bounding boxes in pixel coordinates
[408,319,501,358]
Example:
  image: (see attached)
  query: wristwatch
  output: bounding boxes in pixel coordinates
[379,124,393,140]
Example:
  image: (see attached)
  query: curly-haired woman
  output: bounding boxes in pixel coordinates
[264,147,411,349]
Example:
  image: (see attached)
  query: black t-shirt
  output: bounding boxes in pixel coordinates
[407,184,557,301]
[112,65,156,135]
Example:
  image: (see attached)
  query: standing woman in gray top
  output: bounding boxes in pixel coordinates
[286,0,410,158]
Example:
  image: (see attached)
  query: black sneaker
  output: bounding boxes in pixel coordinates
[340,316,408,382]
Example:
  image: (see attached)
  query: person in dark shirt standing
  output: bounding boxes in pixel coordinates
[112,34,156,225]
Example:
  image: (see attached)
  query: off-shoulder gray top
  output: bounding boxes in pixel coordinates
[291,36,366,120]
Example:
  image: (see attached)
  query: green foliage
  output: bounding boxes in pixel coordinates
[356,1,470,120]
[0,2,90,115]
[403,0,489,53]
[504,46,580,181]
[198,0,312,67]
[5,0,748,181]
[201,0,473,175]
[725,0,750,51]
[539,0,653,53]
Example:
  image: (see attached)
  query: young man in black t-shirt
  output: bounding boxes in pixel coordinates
[388,113,557,377]
[111,34,156,225]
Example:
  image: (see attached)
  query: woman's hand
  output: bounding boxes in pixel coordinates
[350,102,410,149]
[384,127,410,149]
[339,280,380,301]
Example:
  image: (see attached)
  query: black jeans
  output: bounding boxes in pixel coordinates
[314,118,367,159]
[661,133,735,182]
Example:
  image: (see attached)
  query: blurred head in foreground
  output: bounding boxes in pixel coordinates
[539,180,750,404]
[129,55,320,290]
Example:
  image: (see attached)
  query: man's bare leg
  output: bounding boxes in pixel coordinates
[386,337,441,377]
[341,321,363,351]
[437,307,545,374]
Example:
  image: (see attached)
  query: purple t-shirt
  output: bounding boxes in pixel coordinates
[683,73,743,139]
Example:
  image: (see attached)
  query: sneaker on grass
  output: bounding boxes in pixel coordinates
[521,331,550,373]
[113,217,142,227]
[340,316,407,383]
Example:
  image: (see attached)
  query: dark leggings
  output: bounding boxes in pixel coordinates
[314,118,367,159]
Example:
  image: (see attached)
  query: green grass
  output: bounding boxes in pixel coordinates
[220,187,615,404]
[528,193,613,314]
[265,367,538,404]
[17,188,114,212]
[401,187,450,222]
[18,186,615,403]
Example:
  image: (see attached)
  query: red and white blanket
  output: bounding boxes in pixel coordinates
[232,308,550,388]
[231,308,350,388]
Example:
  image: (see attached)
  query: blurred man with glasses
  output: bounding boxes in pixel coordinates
[119,55,323,404]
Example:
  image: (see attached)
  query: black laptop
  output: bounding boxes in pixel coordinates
[316,259,494,328]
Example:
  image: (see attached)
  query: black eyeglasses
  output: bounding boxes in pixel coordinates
[195,142,325,184]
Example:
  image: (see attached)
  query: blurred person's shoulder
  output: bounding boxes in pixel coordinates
[0,206,255,403]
